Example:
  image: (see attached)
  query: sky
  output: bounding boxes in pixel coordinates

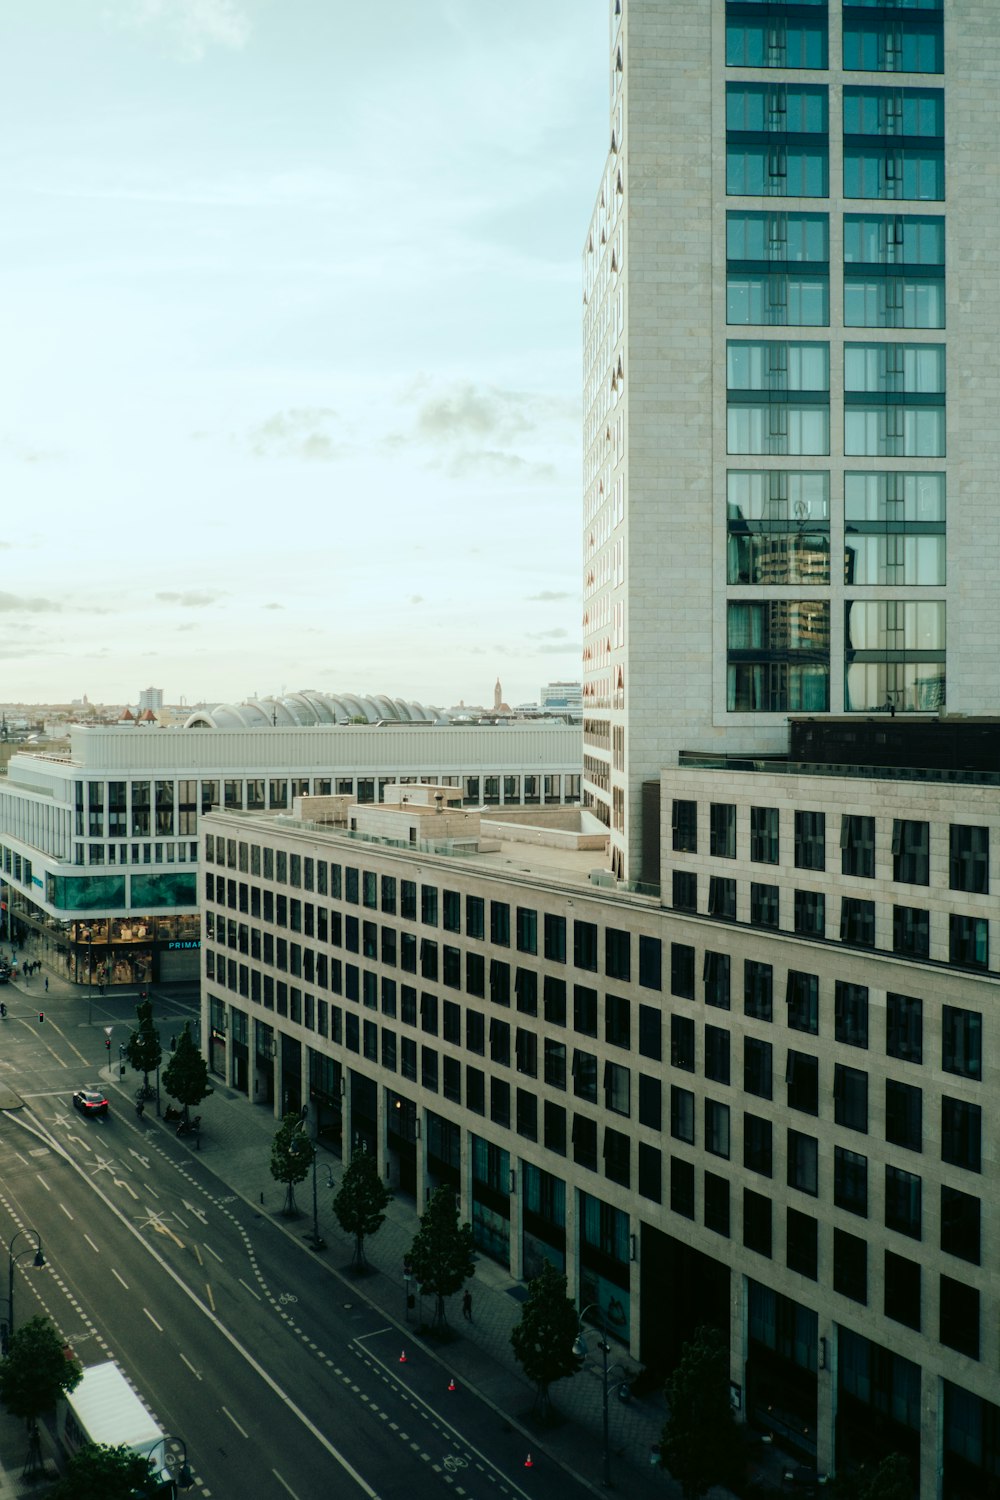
[0,0,607,710]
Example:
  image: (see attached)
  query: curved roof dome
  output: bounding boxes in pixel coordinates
[184,690,450,729]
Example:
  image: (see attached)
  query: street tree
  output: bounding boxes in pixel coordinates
[270,1113,312,1216]
[828,1453,914,1500]
[332,1148,391,1269]
[0,1315,82,1477]
[124,998,161,1097]
[407,1186,475,1332]
[659,1326,744,1500]
[161,1023,212,1126]
[509,1260,580,1421]
[47,1442,158,1500]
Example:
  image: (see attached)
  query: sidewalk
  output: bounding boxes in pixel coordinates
[1,949,795,1498]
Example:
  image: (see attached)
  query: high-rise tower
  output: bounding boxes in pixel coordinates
[582,0,1000,884]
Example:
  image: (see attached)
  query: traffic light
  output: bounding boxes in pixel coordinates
[105,1036,111,1050]
[38,1012,44,1023]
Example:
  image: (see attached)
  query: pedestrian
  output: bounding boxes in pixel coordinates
[462,1289,473,1322]
[136,1100,145,1120]
[44,976,48,993]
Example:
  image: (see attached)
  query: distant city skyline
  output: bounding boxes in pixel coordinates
[0,0,604,706]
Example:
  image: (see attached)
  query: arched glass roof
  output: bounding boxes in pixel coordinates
[184,690,450,729]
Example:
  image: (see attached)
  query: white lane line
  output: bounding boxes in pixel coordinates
[143,1309,163,1332]
[355,1327,392,1343]
[35,1175,52,1192]
[112,1268,129,1289]
[272,1472,301,1499]
[180,1353,202,1379]
[59,1203,74,1220]
[203,1242,223,1264]
[238,1278,262,1301]
[222,1407,248,1439]
[84,1234,100,1254]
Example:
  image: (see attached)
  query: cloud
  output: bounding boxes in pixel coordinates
[155,590,222,607]
[106,0,251,60]
[526,590,573,602]
[409,595,424,605]
[0,591,61,614]
[263,602,284,611]
[527,628,569,641]
[436,450,556,482]
[244,408,346,463]
[537,641,581,654]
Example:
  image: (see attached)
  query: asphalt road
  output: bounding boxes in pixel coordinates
[0,997,593,1500]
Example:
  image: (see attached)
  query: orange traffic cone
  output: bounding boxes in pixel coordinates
[448,1378,456,1392]
[524,1454,534,1469]
[399,1350,407,1363]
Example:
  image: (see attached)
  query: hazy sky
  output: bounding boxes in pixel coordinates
[0,0,606,709]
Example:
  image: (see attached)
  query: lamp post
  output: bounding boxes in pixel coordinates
[573,1302,628,1490]
[160,1433,193,1491]
[6,1229,45,1342]
[292,1110,325,1251]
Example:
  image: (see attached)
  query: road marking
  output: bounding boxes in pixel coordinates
[202,1241,223,1264]
[6,1109,381,1500]
[129,1150,151,1170]
[112,1268,129,1289]
[114,1178,139,1200]
[222,1407,248,1439]
[84,1235,100,1255]
[272,1471,300,1499]
[192,1244,203,1266]
[183,1199,208,1225]
[356,1340,536,1500]
[143,1308,163,1332]
[35,1175,52,1192]
[59,1203,74,1220]
[205,1282,215,1312]
[180,1353,202,1379]
[355,1327,393,1343]
[238,1278,261,1302]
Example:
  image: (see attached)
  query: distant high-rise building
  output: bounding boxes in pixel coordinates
[138,687,164,713]
[539,680,582,715]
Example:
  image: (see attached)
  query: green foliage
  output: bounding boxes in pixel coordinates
[161,1023,212,1121]
[332,1148,391,1268]
[660,1326,744,1500]
[407,1186,475,1330]
[124,1000,161,1090]
[46,1441,156,1500]
[0,1315,82,1425]
[828,1453,914,1500]
[270,1114,312,1215]
[509,1260,580,1419]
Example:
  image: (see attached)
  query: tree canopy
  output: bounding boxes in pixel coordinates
[659,1326,744,1500]
[124,999,161,1092]
[509,1260,580,1420]
[47,1441,157,1500]
[161,1023,212,1122]
[0,1315,82,1426]
[332,1148,391,1269]
[407,1186,475,1331]
[270,1113,313,1215]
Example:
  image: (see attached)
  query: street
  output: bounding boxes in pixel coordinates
[0,991,597,1500]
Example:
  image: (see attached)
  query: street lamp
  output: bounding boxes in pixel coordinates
[159,1433,193,1491]
[573,1303,630,1490]
[5,1229,45,1341]
[291,1110,325,1251]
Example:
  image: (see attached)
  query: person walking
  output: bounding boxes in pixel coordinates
[44,976,48,993]
[462,1289,473,1322]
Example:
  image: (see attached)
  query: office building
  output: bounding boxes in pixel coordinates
[0,708,581,985]
[582,0,999,886]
